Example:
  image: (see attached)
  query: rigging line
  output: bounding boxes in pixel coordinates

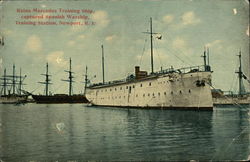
[139,38,148,66]
[169,44,194,66]
[229,59,239,92]
[164,33,195,65]
[229,75,236,93]
[164,32,194,63]
[164,45,189,66]
[154,38,163,68]
[161,37,192,66]
[211,124,249,160]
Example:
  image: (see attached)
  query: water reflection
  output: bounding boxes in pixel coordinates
[212,107,250,160]
[0,104,249,161]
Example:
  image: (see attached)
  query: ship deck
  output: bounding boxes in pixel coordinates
[88,65,208,89]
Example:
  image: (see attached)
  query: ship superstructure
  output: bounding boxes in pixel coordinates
[85,18,213,110]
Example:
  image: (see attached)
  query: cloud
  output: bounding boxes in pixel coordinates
[67,40,76,46]
[172,37,187,49]
[105,35,117,42]
[205,40,224,51]
[181,11,201,26]
[46,51,67,67]
[171,37,194,56]
[162,15,174,24]
[135,48,168,62]
[24,35,42,53]
[205,40,223,48]
[92,10,110,27]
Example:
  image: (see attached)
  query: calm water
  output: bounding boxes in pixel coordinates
[0,104,249,161]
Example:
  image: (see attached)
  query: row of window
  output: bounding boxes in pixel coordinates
[97,81,174,93]
[98,89,192,99]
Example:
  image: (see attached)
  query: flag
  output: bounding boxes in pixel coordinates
[243,74,247,79]
[156,35,162,40]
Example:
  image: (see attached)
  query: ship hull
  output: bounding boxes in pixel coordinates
[86,71,213,110]
[32,94,89,104]
[213,95,250,106]
[0,95,28,104]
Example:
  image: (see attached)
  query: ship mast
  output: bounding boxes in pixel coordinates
[143,17,159,74]
[202,47,207,70]
[150,18,154,74]
[19,68,22,95]
[12,64,16,94]
[101,45,105,83]
[39,63,51,96]
[3,68,7,95]
[84,66,88,95]
[62,58,74,96]
[69,58,72,96]
[236,50,244,95]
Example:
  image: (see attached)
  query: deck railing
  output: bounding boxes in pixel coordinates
[89,65,209,88]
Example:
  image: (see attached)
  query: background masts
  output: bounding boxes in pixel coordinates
[236,50,244,95]
[39,63,51,96]
[19,68,22,95]
[3,68,6,95]
[12,64,15,94]
[101,45,105,83]
[62,58,74,96]
[84,66,88,95]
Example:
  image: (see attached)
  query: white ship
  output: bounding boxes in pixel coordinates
[85,18,213,110]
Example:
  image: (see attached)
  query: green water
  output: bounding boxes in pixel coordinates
[0,104,249,161]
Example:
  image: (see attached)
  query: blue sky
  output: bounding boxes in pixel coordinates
[0,0,249,94]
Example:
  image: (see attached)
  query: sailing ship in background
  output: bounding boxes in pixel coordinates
[0,64,29,104]
[85,18,214,110]
[212,51,250,105]
[31,58,89,103]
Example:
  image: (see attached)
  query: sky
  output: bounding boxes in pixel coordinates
[0,0,249,95]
